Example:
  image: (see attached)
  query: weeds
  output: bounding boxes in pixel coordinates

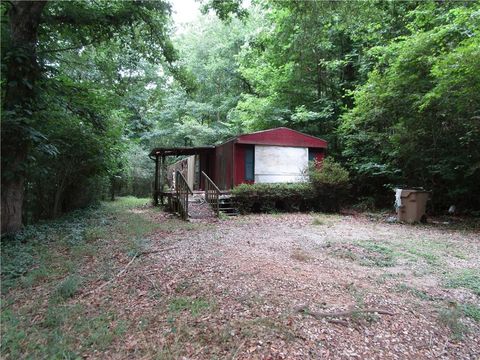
[357,241,396,267]
[394,283,434,301]
[330,241,396,267]
[79,313,128,350]
[0,197,154,358]
[376,272,406,284]
[347,285,379,324]
[332,248,358,261]
[444,269,480,296]
[51,275,83,302]
[461,303,480,322]
[406,248,440,266]
[438,304,467,340]
[168,297,213,317]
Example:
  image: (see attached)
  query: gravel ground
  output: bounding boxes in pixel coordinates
[88,210,480,359]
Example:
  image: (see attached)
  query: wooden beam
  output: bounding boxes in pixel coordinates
[153,155,159,206]
[160,155,166,205]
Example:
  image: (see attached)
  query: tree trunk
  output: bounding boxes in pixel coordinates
[1,153,27,234]
[1,1,47,234]
[52,174,67,218]
[110,176,116,201]
[52,187,63,219]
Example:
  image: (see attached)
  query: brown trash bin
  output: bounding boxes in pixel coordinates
[396,189,430,223]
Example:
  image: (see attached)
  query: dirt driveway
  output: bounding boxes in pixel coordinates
[105,209,479,359]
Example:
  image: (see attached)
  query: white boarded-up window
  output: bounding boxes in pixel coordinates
[254,145,308,183]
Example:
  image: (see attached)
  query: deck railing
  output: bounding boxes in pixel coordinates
[175,171,193,220]
[202,171,221,217]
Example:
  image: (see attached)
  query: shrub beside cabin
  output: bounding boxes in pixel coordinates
[150,127,327,202]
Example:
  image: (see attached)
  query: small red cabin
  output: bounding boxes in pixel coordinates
[212,127,327,190]
[150,127,327,193]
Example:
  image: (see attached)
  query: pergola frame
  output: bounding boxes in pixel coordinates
[149,146,215,205]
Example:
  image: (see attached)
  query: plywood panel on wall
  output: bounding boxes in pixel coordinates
[254,145,308,183]
[186,155,195,190]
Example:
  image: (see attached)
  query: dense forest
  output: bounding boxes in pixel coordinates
[2,0,479,233]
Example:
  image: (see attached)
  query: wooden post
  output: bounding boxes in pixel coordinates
[160,155,166,205]
[154,155,159,206]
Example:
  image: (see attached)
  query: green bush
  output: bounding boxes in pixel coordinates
[232,158,351,213]
[232,183,314,214]
[310,157,349,185]
[309,157,351,212]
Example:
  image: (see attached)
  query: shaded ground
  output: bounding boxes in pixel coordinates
[2,198,479,359]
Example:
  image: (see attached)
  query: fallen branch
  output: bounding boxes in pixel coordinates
[81,246,177,298]
[295,305,395,320]
[81,253,138,298]
[327,319,349,326]
[138,246,178,256]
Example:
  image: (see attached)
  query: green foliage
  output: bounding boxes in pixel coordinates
[310,158,349,186]
[461,303,480,322]
[1,206,97,294]
[0,250,35,284]
[3,0,480,234]
[309,158,351,212]
[142,14,256,149]
[231,1,416,149]
[444,269,480,296]
[232,158,350,213]
[115,144,152,198]
[340,3,480,210]
[201,0,248,21]
[1,0,190,228]
[0,197,154,358]
[232,183,313,214]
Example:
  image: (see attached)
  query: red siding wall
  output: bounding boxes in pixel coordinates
[309,148,325,165]
[314,151,325,163]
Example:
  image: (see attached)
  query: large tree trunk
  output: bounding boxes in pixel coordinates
[1,153,27,234]
[1,1,47,234]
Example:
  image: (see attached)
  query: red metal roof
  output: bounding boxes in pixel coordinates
[235,127,327,148]
[149,128,327,158]
[149,146,214,157]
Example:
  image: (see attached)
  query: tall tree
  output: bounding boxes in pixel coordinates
[231,0,416,152]
[340,2,480,209]
[1,0,178,233]
[2,1,47,234]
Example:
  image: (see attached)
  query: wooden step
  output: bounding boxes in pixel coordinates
[220,211,238,216]
[220,213,238,216]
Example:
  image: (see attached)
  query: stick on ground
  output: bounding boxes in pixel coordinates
[81,246,177,298]
[295,305,395,320]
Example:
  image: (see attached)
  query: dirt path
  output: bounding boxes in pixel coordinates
[93,210,479,359]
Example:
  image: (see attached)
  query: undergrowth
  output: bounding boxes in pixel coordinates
[438,305,468,341]
[0,197,152,358]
